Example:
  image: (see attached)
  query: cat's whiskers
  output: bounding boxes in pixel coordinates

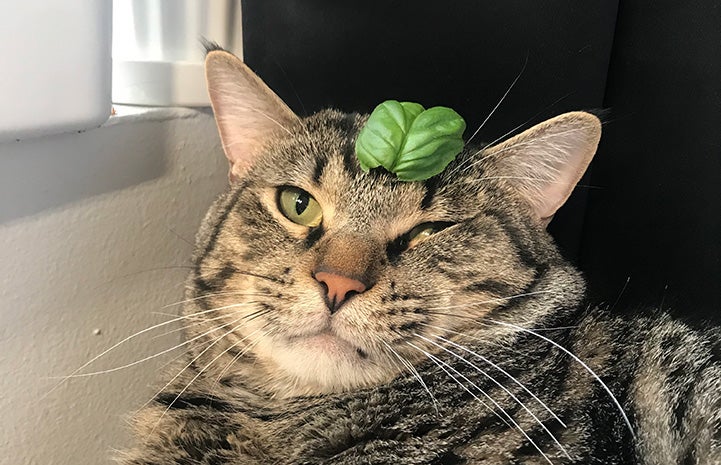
[150,306,265,339]
[377,338,439,415]
[134,313,248,415]
[209,325,276,399]
[452,91,575,179]
[160,290,272,309]
[424,310,635,440]
[42,302,261,399]
[482,318,637,440]
[428,329,567,426]
[149,324,273,434]
[153,300,267,339]
[405,341,557,465]
[464,56,528,147]
[404,341,511,427]
[414,333,570,460]
[418,329,566,426]
[55,311,251,378]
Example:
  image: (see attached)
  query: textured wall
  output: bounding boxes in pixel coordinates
[0,107,228,465]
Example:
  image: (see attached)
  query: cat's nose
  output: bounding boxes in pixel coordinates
[314,271,367,314]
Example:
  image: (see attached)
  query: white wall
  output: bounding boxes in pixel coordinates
[0,107,228,464]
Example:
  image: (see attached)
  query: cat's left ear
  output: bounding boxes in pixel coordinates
[205,50,298,182]
[481,111,601,225]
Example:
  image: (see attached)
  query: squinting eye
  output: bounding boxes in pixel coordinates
[277,187,323,227]
[407,223,442,248]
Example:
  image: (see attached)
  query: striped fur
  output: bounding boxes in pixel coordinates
[119,107,720,464]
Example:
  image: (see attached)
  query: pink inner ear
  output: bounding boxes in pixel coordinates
[484,112,601,222]
[534,127,599,220]
[205,51,298,181]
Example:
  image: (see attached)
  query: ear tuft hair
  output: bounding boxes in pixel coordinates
[200,37,226,56]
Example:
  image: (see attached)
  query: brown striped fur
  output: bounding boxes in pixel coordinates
[119,50,720,464]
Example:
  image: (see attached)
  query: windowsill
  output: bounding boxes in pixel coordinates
[108,105,214,125]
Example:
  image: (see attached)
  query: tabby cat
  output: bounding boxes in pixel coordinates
[119,47,721,464]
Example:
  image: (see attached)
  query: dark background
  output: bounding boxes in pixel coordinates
[241,1,721,320]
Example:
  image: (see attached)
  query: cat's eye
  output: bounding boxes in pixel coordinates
[407,223,443,248]
[388,221,453,257]
[277,187,323,227]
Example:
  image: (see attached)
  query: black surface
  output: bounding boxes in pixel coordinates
[580,1,721,319]
[241,1,619,261]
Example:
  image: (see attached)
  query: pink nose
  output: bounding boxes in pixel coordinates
[314,271,367,313]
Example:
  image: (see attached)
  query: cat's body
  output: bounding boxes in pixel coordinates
[120,50,721,464]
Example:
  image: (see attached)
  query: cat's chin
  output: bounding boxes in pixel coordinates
[253,330,397,398]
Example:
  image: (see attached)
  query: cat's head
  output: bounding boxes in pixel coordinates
[187,49,600,397]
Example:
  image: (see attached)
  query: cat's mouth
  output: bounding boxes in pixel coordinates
[286,329,369,360]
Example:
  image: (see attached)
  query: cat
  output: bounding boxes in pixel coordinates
[118,46,721,464]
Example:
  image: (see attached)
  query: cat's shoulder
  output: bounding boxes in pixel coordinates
[575,304,720,382]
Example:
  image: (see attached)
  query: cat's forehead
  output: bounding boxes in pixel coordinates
[248,110,474,233]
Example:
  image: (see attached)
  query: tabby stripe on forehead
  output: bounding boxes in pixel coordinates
[421,176,440,210]
[312,154,328,184]
[342,145,360,175]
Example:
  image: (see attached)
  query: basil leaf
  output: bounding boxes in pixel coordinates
[355,100,466,181]
[355,100,424,171]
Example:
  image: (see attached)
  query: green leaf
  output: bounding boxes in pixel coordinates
[355,100,466,181]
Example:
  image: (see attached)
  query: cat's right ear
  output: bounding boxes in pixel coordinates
[205,50,298,182]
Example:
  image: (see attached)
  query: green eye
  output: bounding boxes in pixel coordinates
[408,223,441,248]
[278,187,323,227]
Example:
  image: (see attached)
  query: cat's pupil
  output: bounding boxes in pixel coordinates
[295,192,310,215]
[398,236,409,250]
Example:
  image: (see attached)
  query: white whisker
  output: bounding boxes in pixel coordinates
[378,339,439,415]
[405,341,512,428]
[406,341,555,465]
[465,56,527,146]
[136,314,248,416]
[419,324,567,427]
[42,303,256,399]
[485,318,636,439]
[151,307,257,339]
[54,316,246,378]
[209,327,275,398]
[414,334,569,459]
[414,334,571,459]
[160,290,270,309]
[151,325,269,432]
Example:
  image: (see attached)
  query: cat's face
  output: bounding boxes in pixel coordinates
[187,50,600,397]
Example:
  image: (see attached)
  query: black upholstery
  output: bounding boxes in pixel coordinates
[580,0,721,320]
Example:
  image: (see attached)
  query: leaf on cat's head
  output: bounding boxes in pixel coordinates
[355,100,466,181]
